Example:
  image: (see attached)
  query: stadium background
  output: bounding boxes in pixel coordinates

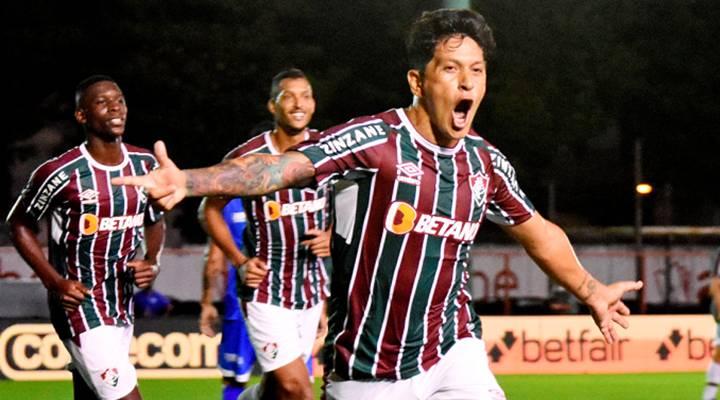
[2,0,719,398]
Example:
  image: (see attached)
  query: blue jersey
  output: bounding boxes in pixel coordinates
[222,198,247,320]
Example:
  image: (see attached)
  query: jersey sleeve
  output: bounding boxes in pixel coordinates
[485,147,535,226]
[296,119,391,187]
[143,155,164,224]
[10,161,71,222]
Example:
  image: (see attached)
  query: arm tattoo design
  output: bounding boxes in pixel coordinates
[185,153,315,197]
[576,272,598,301]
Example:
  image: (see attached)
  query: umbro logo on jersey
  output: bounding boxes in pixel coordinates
[384,201,480,242]
[78,189,99,204]
[396,162,423,186]
[469,172,489,208]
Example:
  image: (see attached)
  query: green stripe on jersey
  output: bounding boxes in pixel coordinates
[352,130,420,377]
[105,169,125,321]
[291,189,307,307]
[77,159,101,329]
[268,192,284,306]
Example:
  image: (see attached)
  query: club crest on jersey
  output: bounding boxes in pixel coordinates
[263,342,279,360]
[100,367,119,387]
[469,172,489,208]
[78,189,99,205]
[396,162,423,186]
[384,201,481,242]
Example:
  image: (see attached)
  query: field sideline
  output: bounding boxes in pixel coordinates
[0,372,703,399]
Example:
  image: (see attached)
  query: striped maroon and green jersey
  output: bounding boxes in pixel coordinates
[225,130,331,310]
[10,143,163,339]
[297,108,535,380]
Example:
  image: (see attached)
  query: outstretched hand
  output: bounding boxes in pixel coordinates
[111,141,187,210]
[585,280,644,343]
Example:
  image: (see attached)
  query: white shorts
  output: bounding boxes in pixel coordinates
[63,324,137,400]
[244,301,323,372]
[325,338,506,400]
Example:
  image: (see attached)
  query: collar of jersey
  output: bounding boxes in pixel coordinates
[396,108,464,156]
[264,130,310,155]
[79,142,130,171]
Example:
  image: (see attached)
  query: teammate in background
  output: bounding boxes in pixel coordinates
[113,9,643,399]
[198,198,257,400]
[202,68,332,400]
[703,249,720,400]
[7,75,165,400]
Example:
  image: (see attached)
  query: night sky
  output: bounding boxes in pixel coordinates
[4,0,719,243]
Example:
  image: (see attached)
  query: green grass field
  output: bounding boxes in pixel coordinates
[0,372,705,399]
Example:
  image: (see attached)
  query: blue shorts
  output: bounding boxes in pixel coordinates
[218,318,256,382]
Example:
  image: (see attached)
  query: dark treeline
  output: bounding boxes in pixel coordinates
[5,0,719,242]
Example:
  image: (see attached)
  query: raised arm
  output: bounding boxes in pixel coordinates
[501,212,643,343]
[111,141,316,210]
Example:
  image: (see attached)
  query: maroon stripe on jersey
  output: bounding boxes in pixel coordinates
[278,189,296,308]
[91,167,114,325]
[251,197,271,304]
[334,147,397,376]
[374,149,436,377]
[117,162,140,322]
[302,190,317,303]
[421,150,473,371]
[64,173,86,335]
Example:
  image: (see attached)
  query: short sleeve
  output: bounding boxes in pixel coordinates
[485,147,535,226]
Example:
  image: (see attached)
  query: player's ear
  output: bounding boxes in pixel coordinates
[267,99,276,115]
[74,108,87,125]
[407,69,423,98]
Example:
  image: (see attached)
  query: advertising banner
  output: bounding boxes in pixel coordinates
[0,319,221,381]
[482,315,715,374]
[2,315,714,380]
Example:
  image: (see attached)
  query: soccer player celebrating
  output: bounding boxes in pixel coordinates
[7,75,165,400]
[114,9,642,399]
[202,69,331,400]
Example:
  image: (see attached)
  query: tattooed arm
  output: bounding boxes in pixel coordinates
[112,141,316,210]
[501,213,643,344]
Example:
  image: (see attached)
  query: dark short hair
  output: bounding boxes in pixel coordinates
[269,68,309,101]
[406,8,496,72]
[75,74,117,107]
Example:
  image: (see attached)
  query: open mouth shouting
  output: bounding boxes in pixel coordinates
[452,99,473,130]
